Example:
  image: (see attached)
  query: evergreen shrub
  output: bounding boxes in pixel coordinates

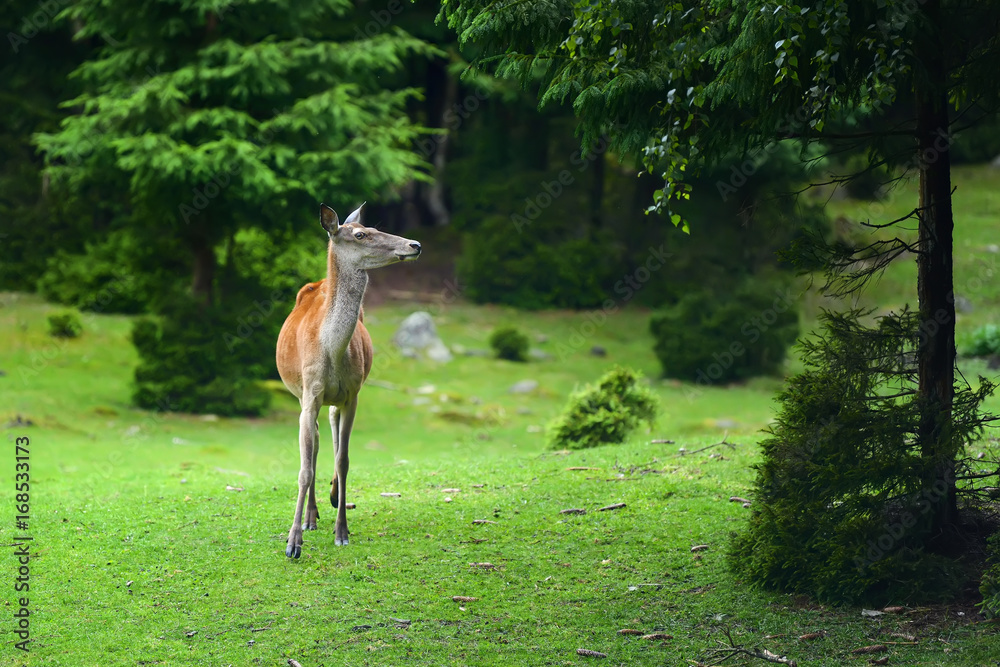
[47,310,83,338]
[457,216,610,310]
[130,290,284,416]
[649,277,799,382]
[979,532,1000,619]
[37,232,164,314]
[729,309,996,603]
[963,324,1000,357]
[548,367,658,450]
[489,325,530,362]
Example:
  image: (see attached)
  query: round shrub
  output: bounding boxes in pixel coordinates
[962,324,1000,357]
[457,216,611,310]
[489,326,530,362]
[650,277,800,383]
[548,367,658,450]
[130,292,280,416]
[47,310,83,338]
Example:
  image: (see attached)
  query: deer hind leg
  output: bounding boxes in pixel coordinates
[304,421,320,531]
[329,406,340,508]
[286,395,321,559]
[333,396,357,546]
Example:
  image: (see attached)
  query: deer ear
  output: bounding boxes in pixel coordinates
[320,204,339,233]
[344,202,366,226]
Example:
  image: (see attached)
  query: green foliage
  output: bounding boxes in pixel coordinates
[130,292,282,417]
[548,367,658,450]
[730,309,996,603]
[951,116,1000,165]
[962,324,1000,357]
[443,0,1000,221]
[37,231,172,314]
[47,310,83,338]
[649,277,799,382]
[458,216,609,309]
[488,325,530,362]
[979,532,1000,619]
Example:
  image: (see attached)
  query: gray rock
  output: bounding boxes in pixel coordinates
[992,153,1000,169]
[590,345,607,357]
[426,340,453,363]
[393,311,451,362]
[528,348,554,361]
[714,418,739,429]
[463,348,490,357]
[955,295,974,313]
[509,380,539,394]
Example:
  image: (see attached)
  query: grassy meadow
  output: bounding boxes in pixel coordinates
[3,165,1000,665]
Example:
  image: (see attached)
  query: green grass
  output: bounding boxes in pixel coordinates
[3,164,1000,665]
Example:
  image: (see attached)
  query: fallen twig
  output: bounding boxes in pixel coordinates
[472,519,497,525]
[288,660,304,667]
[452,596,479,602]
[704,627,798,667]
[675,437,739,458]
[597,502,626,512]
[651,439,675,444]
[560,508,587,515]
[380,492,401,497]
[567,466,601,471]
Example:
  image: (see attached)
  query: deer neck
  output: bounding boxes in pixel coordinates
[322,243,368,358]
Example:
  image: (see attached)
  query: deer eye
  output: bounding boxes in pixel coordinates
[354,231,366,240]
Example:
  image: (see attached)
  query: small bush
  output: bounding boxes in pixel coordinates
[130,293,279,417]
[489,326,530,362]
[47,311,83,338]
[963,324,1000,357]
[548,367,658,450]
[980,532,1000,619]
[650,277,799,383]
[457,216,612,310]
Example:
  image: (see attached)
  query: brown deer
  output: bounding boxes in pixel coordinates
[276,203,421,557]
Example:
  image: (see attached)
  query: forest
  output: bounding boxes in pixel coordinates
[3,0,1000,664]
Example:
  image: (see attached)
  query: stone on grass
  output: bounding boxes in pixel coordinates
[393,311,452,362]
[509,379,539,394]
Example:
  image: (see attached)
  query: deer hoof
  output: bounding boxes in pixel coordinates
[335,537,349,546]
[285,544,301,559]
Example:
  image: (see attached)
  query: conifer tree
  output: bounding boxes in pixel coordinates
[37,0,434,306]
[443,0,1000,597]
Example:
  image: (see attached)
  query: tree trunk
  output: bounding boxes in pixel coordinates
[915,0,956,532]
[191,238,215,307]
[422,56,456,227]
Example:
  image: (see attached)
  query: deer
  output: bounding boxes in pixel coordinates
[275,203,421,558]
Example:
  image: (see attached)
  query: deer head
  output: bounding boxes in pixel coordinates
[320,203,421,270]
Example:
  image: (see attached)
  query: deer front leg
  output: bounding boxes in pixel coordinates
[329,406,340,508]
[287,397,320,558]
[333,397,357,546]
[304,424,320,531]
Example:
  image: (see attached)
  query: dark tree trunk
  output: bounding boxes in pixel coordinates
[915,0,957,532]
[422,56,456,227]
[191,238,215,307]
[589,136,605,230]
